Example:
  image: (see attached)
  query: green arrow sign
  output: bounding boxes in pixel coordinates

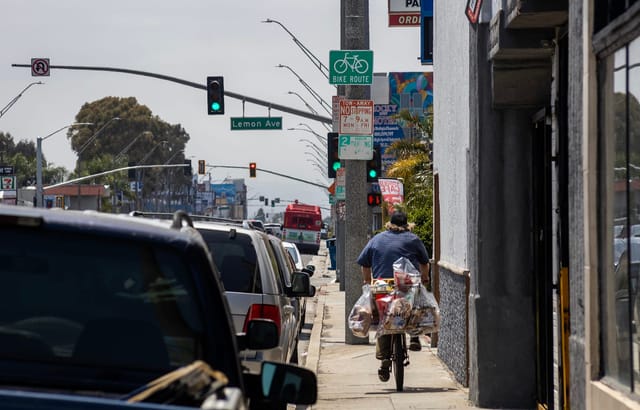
[329,50,373,85]
[230,117,283,130]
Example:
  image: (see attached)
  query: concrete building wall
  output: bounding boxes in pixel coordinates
[568,1,587,408]
[432,0,472,386]
[433,0,470,268]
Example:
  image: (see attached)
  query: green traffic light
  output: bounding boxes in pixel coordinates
[332,162,341,171]
[211,102,221,111]
[368,169,377,178]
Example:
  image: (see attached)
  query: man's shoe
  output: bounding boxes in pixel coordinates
[378,359,391,382]
[409,336,422,351]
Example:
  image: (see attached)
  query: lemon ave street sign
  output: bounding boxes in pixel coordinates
[329,50,373,85]
[230,117,283,130]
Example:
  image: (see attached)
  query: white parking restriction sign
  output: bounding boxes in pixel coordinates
[339,99,374,135]
[338,135,373,160]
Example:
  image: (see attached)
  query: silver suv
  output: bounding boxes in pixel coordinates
[190,220,315,373]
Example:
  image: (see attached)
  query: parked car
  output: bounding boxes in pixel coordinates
[129,212,316,370]
[176,218,315,373]
[264,223,283,238]
[268,237,307,337]
[283,241,316,277]
[0,206,316,409]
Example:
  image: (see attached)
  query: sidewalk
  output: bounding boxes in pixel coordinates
[304,258,479,409]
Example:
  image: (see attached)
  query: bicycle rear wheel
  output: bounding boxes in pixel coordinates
[392,333,405,392]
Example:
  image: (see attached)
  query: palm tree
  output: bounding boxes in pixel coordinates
[385,108,433,251]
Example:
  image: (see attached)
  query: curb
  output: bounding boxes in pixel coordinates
[305,283,327,375]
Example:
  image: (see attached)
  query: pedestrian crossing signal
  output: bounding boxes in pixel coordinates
[367,192,381,206]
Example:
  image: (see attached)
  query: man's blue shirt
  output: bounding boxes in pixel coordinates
[356,230,430,279]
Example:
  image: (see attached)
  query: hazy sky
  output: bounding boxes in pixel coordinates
[1,0,424,215]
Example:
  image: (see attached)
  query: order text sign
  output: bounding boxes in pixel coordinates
[339,99,374,135]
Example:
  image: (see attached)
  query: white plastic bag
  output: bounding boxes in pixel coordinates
[348,284,373,337]
[407,284,441,335]
[392,257,421,292]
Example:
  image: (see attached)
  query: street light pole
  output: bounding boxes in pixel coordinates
[76,117,121,160]
[277,64,332,115]
[36,123,93,208]
[262,18,330,80]
[0,81,43,119]
[289,126,328,148]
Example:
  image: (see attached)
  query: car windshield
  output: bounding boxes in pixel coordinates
[198,230,262,293]
[0,227,205,383]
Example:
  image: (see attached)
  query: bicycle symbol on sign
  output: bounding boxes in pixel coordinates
[333,52,369,75]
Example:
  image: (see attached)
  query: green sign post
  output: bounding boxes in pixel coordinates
[329,50,373,85]
[230,117,283,130]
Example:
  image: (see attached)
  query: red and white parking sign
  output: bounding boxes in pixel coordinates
[339,99,374,135]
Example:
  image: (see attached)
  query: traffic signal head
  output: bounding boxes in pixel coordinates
[327,132,340,178]
[367,192,382,207]
[207,76,225,115]
[184,159,192,176]
[127,161,136,180]
[198,159,206,175]
[366,146,381,182]
[249,162,257,178]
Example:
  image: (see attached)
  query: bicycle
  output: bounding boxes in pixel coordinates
[333,52,369,74]
[390,332,410,391]
[371,278,411,392]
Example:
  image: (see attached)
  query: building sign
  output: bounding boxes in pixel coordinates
[339,99,374,135]
[0,165,15,176]
[465,0,484,24]
[378,178,405,211]
[388,0,420,27]
[389,72,433,117]
[1,176,16,190]
[374,104,405,175]
[211,183,236,205]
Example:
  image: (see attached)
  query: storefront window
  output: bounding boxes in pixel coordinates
[600,36,640,391]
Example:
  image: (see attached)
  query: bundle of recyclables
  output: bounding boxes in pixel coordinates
[348,256,441,338]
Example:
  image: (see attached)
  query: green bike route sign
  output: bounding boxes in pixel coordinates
[329,50,373,85]
[230,117,283,130]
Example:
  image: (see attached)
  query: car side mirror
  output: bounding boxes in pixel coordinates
[237,319,279,351]
[291,271,315,296]
[261,361,317,405]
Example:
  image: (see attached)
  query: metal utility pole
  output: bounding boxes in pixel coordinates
[342,0,370,345]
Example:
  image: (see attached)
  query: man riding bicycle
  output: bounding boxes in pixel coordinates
[356,210,431,382]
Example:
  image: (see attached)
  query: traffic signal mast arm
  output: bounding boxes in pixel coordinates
[202,164,327,189]
[11,63,331,124]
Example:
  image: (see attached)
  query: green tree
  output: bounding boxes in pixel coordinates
[385,108,434,253]
[69,97,192,211]
[0,132,63,189]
